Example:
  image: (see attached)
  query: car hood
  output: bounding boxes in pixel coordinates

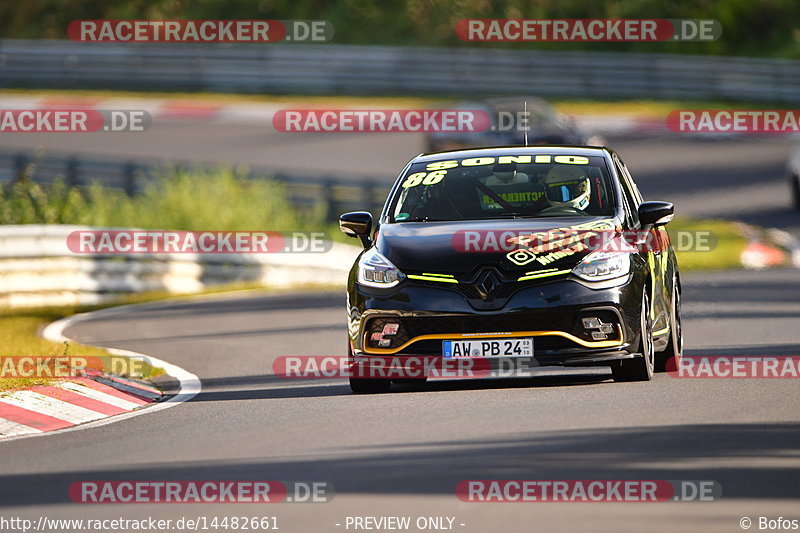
[376,217,620,276]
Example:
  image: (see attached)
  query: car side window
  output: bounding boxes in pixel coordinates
[614,157,640,227]
[619,160,644,204]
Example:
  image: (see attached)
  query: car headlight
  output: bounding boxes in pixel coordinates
[572,250,631,282]
[357,248,405,288]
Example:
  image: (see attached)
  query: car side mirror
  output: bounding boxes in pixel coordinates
[638,201,674,227]
[339,211,373,248]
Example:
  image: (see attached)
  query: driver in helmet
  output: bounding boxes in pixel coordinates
[479,162,541,212]
[485,163,529,186]
[539,164,591,215]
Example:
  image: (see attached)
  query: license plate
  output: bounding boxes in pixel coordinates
[443,338,533,358]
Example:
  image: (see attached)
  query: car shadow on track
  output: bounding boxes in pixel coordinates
[1,421,798,506]
[188,371,614,402]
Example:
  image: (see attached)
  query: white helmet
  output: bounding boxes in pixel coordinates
[494,168,516,183]
[543,165,590,211]
[486,163,528,186]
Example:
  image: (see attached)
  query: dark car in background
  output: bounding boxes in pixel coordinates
[426,97,600,152]
[340,146,682,393]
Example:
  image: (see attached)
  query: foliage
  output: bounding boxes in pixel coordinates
[1,0,799,57]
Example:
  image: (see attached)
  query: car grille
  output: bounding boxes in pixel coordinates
[405,277,524,311]
[455,283,519,301]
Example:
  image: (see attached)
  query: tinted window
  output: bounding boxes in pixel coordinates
[614,157,640,226]
[391,154,615,222]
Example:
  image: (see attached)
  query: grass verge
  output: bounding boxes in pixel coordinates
[0,309,163,393]
[0,166,326,231]
[551,99,783,118]
[0,280,344,393]
[668,218,749,271]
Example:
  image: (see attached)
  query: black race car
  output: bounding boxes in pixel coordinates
[340,146,682,393]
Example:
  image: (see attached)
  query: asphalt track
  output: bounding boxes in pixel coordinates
[0,127,799,531]
[0,269,798,532]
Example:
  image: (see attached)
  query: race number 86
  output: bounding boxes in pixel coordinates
[402,170,447,188]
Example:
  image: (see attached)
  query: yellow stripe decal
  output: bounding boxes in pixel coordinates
[364,326,624,355]
[407,274,459,284]
[517,269,571,281]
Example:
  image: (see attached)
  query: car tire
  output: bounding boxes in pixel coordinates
[655,279,683,372]
[611,291,655,382]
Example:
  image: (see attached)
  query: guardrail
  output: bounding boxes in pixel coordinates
[0,149,393,219]
[0,225,360,307]
[1,40,799,103]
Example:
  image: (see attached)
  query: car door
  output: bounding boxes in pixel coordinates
[613,156,670,334]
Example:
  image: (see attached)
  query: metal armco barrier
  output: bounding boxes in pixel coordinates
[1,40,799,103]
[0,225,360,307]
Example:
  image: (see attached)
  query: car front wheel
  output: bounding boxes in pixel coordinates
[655,279,683,372]
[611,291,655,382]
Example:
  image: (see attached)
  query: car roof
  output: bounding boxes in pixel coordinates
[415,145,612,162]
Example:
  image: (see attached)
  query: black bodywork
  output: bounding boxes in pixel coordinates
[342,146,681,392]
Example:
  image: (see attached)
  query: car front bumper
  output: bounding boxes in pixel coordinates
[347,274,646,370]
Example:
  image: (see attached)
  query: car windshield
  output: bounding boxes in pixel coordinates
[391,153,616,222]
